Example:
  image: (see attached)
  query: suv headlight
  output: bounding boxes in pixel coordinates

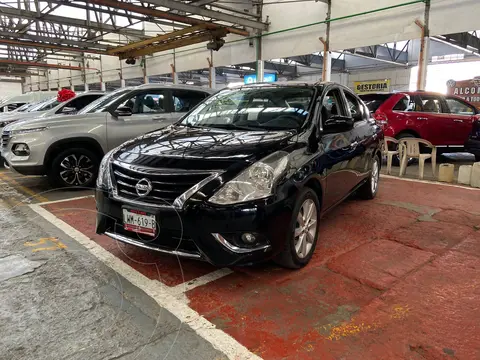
[209,151,289,205]
[96,149,116,189]
[11,127,47,135]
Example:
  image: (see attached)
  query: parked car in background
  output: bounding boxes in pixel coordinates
[0,91,57,113]
[1,84,214,187]
[360,91,480,163]
[95,82,383,269]
[0,91,105,129]
[465,119,480,161]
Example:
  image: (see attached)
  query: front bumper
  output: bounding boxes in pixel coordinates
[95,189,296,267]
[1,131,47,175]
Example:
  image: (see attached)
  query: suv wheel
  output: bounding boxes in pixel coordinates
[275,187,320,269]
[49,148,99,188]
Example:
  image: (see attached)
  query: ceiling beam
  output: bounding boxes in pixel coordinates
[118,30,226,59]
[0,59,94,71]
[108,25,207,55]
[190,0,219,6]
[144,0,267,30]
[83,0,250,36]
[0,5,145,38]
[0,38,107,55]
[0,30,110,51]
[47,0,188,29]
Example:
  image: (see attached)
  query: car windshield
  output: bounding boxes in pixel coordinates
[180,86,315,130]
[359,94,392,113]
[13,102,38,112]
[79,88,131,114]
[29,97,61,112]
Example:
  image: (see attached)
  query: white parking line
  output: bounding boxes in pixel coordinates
[170,268,234,296]
[37,195,95,205]
[29,203,261,360]
[381,174,480,191]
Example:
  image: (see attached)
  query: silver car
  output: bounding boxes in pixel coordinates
[1,84,214,188]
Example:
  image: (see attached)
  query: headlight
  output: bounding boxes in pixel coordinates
[11,127,47,135]
[209,151,289,205]
[96,149,116,189]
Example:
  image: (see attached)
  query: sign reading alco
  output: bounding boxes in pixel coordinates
[353,79,391,94]
[446,77,480,109]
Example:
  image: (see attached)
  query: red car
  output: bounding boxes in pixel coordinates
[360,91,480,160]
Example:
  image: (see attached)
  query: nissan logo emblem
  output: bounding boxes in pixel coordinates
[135,178,152,197]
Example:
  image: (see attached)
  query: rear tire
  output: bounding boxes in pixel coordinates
[49,148,99,188]
[274,187,320,269]
[358,154,380,200]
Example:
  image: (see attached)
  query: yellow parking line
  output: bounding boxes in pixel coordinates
[0,172,49,203]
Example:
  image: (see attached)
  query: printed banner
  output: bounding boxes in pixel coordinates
[446,77,480,109]
[353,79,391,94]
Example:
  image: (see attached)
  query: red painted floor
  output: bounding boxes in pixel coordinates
[42,178,480,359]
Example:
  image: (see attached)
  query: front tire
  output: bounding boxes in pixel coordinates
[275,188,320,269]
[49,148,99,188]
[358,154,380,200]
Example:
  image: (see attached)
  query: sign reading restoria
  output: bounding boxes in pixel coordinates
[446,77,480,109]
[354,79,391,94]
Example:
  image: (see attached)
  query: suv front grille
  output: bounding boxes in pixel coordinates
[111,162,215,207]
[1,130,10,148]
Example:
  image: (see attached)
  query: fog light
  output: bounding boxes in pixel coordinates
[12,143,30,156]
[241,233,256,244]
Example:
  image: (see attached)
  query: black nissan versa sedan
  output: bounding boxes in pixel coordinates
[95,82,383,268]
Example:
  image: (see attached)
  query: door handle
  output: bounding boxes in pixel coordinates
[416,117,428,120]
[453,119,464,123]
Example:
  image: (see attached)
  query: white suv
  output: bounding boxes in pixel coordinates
[1,84,214,188]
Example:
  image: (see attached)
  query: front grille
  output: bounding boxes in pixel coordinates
[1,130,10,148]
[112,161,214,206]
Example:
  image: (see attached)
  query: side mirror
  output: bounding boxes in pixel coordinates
[61,106,77,114]
[323,115,354,134]
[113,106,133,117]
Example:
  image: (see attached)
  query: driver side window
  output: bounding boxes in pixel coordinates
[322,89,344,123]
[116,91,168,114]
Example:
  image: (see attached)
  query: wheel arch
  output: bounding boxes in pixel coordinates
[44,137,105,168]
[396,129,420,139]
[303,176,324,211]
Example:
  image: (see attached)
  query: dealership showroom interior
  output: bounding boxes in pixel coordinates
[2,0,480,359]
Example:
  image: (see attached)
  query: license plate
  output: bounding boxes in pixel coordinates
[122,209,156,236]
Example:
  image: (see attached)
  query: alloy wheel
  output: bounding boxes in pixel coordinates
[59,154,94,186]
[371,158,379,194]
[294,199,318,259]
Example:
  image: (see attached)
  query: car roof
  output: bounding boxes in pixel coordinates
[131,83,215,93]
[226,80,340,90]
[76,91,106,96]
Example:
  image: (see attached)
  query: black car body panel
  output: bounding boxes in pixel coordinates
[96,82,383,266]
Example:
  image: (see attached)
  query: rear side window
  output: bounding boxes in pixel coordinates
[359,94,391,113]
[344,91,364,122]
[417,95,444,113]
[393,95,416,111]
[172,90,208,112]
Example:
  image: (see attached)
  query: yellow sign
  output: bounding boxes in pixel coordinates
[353,79,391,94]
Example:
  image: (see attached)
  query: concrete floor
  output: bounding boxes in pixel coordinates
[1,166,480,359]
[0,171,228,360]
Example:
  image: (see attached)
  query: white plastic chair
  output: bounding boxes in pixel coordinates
[383,136,400,175]
[399,138,437,179]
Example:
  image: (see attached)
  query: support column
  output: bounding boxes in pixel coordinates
[100,82,106,91]
[416,0,430,91]
[120,78,126,88]
[207,53,215,89]
[84,83,89,91]
[170,63,178,84]
[45,70,50,90]
[255,2,263,83]
[320,0,332,82]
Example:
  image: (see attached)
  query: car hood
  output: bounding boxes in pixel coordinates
[115,125,296,168]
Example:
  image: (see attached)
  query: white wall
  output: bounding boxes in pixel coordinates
[347,68,411,92]
[0,80,22,97]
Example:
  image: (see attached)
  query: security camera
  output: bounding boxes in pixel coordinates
[125,58,136,65]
